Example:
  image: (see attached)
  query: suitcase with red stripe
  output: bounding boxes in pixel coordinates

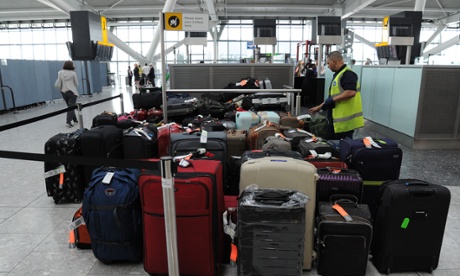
[156,123,184,157]
[138,160,224,276]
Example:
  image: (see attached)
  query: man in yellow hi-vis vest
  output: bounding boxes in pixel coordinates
[309,51,364,139]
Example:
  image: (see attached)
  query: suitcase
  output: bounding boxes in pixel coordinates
[261,135,292,152]
[157,123,184,157]
[259,79,272,89]
[122,124,158,159]
[237,188,308,276]
[305,158,347,169]
[91,111,118,128]
[316,167,363,203]
[257,111,280,125]
[170,131,227,164]
[252,92,288,111]
[279,113,302,130]
[44,128,86,204]
[298,138,334,158]
[283,128,312,149]
[70,206,91,249]
[82,167,143,263]
[316,200,372,276]
[298,112,332,139]
[138,160,224,276]
[235,111,260,131]
[339,137,402,181]
[371,179,451,274]
[132,91,162,110]
[166,96,198,118]
[247,121,279,150]
[80,125,123,184]
[239,156,317,269]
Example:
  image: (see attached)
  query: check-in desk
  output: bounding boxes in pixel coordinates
[359,65,460,149]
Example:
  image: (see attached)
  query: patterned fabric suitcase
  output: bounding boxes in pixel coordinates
[316,167,363,203]
[316,200,372,276]
[44,128,86,204]
[238,187,308,276]
[138,160,224,276]
[239,156,317,269]
[371,179,450,274]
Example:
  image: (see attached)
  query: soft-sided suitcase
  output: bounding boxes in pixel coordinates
[170,131,227,165]
[239,156,317,269]
[82,167,143,263]
[298,112,332,139]
[70,206,91,249]
[247,121,279,150]
[339,137,402,181]
[235,111,260,131]
[91,111,118,128]
[316,200,372,276]
[122,124,158,159]
[44,128,86,204]
[257,111,280,125]
[166,97,198,118]
[138,160,224,276]
[80,125,123,184]
[157,123,184,157]
[316,167,363,203]
[305,158,347,169]
[238,187,308,276]
[371,179,451,274]
[298,138,334,158]
[261,135,292,152]
[283,128,312,149]
[252,92,288,111]
[132,91,162,110]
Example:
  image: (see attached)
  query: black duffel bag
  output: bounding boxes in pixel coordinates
[132,91,162,110]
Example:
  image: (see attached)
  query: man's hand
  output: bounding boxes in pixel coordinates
[309,105,322,114]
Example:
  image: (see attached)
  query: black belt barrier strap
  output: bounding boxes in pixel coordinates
[80,95,121,109]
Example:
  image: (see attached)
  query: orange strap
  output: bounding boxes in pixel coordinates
[59,173,64,189]
[332,204,353,222]
[68,230,76,248]
[363,137,372,148]
[230,244,238,263]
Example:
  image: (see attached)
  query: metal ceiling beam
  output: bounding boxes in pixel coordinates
[423,34,460,59]
[335,0,378,20]
[205,0,218,22]
[108,31,147,63]
[36,0,83,15]
[422,24,446,49]
[153,40,185,60]
[354,33,377,49]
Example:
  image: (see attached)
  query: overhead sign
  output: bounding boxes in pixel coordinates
[247,42,255,49]
[164,12,208,31]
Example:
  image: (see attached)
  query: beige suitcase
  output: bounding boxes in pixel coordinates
[239,156,317,270]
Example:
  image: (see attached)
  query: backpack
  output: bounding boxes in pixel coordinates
[82,167,143,263]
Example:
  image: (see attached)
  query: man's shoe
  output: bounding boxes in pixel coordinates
[73,119,79,124]
[66,122,74,128]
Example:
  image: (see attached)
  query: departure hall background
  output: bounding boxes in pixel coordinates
[0,0,460,275]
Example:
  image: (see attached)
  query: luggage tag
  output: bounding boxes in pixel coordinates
[102,172,114,185]
[332,203,353,222]
[68,216,86,231]
[43,165,66,179]
[200,130,208,144]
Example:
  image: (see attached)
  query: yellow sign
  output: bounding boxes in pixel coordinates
[382,16,389,43]
[100,16,114,46]
[164,12,183,31]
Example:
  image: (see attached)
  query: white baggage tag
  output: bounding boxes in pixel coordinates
[309,150,318,158]
[162,177,173,188]
[200,130,208,144]
[68,216,85,231]
[305,138,314,143]
[102,172,114,185]
[43,165,66,179]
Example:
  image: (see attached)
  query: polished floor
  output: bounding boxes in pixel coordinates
[0,86,459,275]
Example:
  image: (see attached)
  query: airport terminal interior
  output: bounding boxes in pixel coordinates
[1,0,460,275]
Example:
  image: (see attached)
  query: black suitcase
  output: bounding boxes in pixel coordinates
[44,128,86,204]
[371,179,451,274]
[170,131,227,163]
[282,128,312,150]
[122,124,158,159]
[316,167,363,203]
[80,125,123,183]
[132,91,162,110]
[251,92,288,111]
[298,138,334,158]
[167,97,198,118]
[238,188,307,276]
[339,137,403,181]
[91,111,118,128]
[316,200,372,276]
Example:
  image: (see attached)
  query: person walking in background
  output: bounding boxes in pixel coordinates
[133,63,140,89]
[309,51,364,139]
[301,63,317,107]
[127,66,133,87]
[147,63,155,86]
[57,60,79,128]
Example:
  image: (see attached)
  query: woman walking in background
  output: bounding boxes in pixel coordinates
[57,60,79,128]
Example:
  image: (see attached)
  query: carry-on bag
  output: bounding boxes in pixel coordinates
[239,156,317,270]
[82,167,143,263]
[238,187,308,276]
[157,123,184,157]
[138,160,224,276]
[261,135,292,152]
[122,124,158,159]
[235,111,260,131]
[339,137,402,181]
[298,137,334,158]
[252,92,288,111]
[80,125,123,184]
[170,131,227,165]
[247,121,280,150]
[44,128,86,204]
[316,200,372,276]
[316,167,363,203]
[371,179,450,274]
[166,96,198,118]
[132,91,162,110]
[283,128,313,149]
[91,111,118,128]
[298,112,332,139]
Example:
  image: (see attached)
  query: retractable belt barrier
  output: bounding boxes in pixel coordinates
[0,93,155,170]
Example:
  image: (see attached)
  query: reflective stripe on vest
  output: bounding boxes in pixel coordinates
[330,67,364,133]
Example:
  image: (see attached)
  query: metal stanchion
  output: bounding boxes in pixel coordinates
[160,157,179,276]
[119,93,124,114]
[77,103,84,129]
[295,92,302,116]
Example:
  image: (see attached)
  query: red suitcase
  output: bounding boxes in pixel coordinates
[138,160,224,276]
[305,157,348,169]
[156,123,184,157]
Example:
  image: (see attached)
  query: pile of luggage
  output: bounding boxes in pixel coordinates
[44,79,451,276]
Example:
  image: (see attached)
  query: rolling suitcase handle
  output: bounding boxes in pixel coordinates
[252,190,294,205]
[330,194,359,204]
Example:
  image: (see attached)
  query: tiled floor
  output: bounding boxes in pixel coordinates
[0,86,459,275]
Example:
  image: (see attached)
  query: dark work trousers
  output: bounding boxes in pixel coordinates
[62,91,77,124]
[327,109,355,139]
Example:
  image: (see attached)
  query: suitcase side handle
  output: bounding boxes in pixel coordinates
[330,194,359,204]
[253,190,293,205]
[404,180,429,186]
[409,188,436,198]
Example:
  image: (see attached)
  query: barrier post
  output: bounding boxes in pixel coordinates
[77,103,84,129]
[160,156,179,276]
[296,92,302,116]
[119,93,124,114]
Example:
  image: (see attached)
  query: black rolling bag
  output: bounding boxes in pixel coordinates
[316,199,372,276]
[132,91,162,110]
[371,179,450,274]
[122,124,158,159]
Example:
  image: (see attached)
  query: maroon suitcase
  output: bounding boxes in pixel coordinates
[316,167,363,203]
[305,158,348,169]
[156,123,184,157]
[138,160,224,276]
